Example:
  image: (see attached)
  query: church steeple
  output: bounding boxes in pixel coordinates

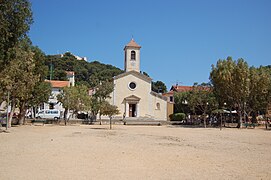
[124,39,141,72]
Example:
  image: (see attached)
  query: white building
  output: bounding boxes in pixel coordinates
[43,71,75,112]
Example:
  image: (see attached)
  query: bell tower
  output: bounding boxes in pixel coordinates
[124,39,141,72]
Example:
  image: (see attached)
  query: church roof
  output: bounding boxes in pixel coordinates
[114,70,152,83]
[125,38,141,48]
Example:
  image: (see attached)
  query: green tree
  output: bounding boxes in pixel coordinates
[100,101,119,129]
[90,80,114,120]
[247,66,271,121]
[21,46,51,123]
[210,57,250,128]
[173,91,190,113]
[152,81,167,93]
[28,81,51,114]
[0,39,38,126]
[57,85,91,125]
[0,0,33,66]
[0,0,34,126]
[0,40,51,126]
[188,83,218,128]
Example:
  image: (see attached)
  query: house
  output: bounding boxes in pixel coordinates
[107,39,168,121]
[42,71,75,112]
[163,85,194,103]
[162,85,195,117]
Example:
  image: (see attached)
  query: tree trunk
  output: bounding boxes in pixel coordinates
[63,108,68,126]
[220,113,222,130]
[18,101,26,125]
[8,100,16,128]
[251,112,257,123]
[237,104,243,128]
[33,106,36,119]
[109,116,112,129]
[237,111,242,128]
[21,108,27,125]
[203,113,207,128]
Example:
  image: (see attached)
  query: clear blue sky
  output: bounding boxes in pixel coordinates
[29,0,271,90]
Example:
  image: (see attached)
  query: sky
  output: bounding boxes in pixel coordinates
[29,0,271,90]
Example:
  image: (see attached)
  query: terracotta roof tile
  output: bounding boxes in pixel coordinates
[170,85,210,92]
[171,85,193,92]
[125,39,141,48]
[45,80,70,88]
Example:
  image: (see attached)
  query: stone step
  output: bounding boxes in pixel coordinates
[123,118,168,126]
[124,120,162,126]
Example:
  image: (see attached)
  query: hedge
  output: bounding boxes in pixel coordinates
[170,113,186,121]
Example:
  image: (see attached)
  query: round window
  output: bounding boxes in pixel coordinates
[129,82,136,90]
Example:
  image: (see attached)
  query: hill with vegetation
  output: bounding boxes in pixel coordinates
[45,52,123,87]
[44,52,168,93]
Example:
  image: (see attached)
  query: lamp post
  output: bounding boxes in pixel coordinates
[221,102,227,130]
[6,86,11,130]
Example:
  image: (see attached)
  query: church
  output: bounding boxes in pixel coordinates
[108,39,168,121]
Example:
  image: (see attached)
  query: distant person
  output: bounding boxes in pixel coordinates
[123,112,126,120]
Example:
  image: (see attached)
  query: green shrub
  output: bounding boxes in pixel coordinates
[171,113,186,121]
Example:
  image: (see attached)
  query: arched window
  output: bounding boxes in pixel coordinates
[131,50,136,60]
[156,103,160,110]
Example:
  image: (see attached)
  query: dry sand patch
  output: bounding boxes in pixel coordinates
[0,125,270,180]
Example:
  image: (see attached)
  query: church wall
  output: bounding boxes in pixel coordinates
[107,74,167,121]
[110,74,152,118]
[151,94,168,120]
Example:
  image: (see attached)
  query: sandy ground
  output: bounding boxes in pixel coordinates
[0,124,271,180]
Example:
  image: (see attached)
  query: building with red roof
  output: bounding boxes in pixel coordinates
[42,72,75,112]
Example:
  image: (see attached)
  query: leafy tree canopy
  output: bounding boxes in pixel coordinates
[210,57,271,127]
[0,0,33,66]
[152,80,167,93]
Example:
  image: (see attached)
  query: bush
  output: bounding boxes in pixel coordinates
[171,113,186,121]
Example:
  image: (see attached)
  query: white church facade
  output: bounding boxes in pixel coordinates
[108,39,168,121]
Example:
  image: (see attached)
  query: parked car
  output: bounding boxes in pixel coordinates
[0,114,6,126]
[0,113,19,126]
[36,109,61,120]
